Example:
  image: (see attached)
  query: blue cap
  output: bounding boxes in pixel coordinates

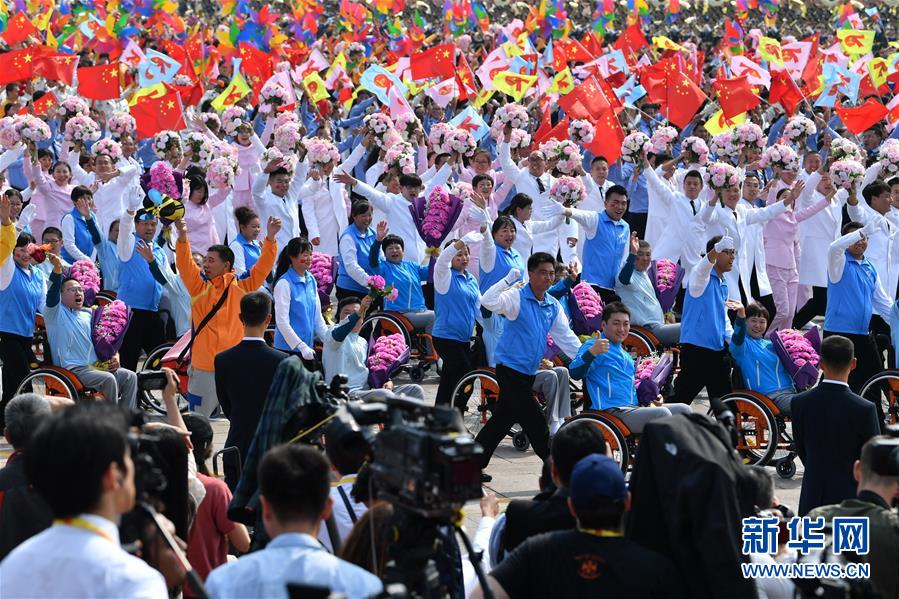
[569,454,627,508]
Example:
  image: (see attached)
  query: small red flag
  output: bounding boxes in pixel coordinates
[769,70,804,117]
[2,13,39,47]
[130,86,186,139]
[30,92,58,116]
[554,38,594,63]
[455,54,477,101]
[613,23,650,59]
[77,63,121,101]
[836,98,888,135]
[409,44,455,81]
[713,76,760,120]
[0,48,39,86]
[534,116,569,146]
[33,53,79,86]
[664,71,707,128]
[584,109,625,165]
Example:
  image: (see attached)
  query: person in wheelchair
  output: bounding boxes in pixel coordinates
[730,302,796,415]
[44,253,137,409]
[615,235,680,346]
[368,221,435,334]
[569,302,691,434]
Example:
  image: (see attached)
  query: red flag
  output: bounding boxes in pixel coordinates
[565,76,613,120]
[409,44,455,80]
[0,48,39,86]
[801,55,823,95]
[29,92,58,116]
[239,43,274,100]
[769,70,804,117]
[613,23,650,59]
[534,116,569,145]
[77,63,121,100]
[533,107,553,143]
[664,71,707,128]
[33,53,78,86]
[713,76,759,119]
[555,38,594,63]
[130,86,186,139]
[584,109,625,164]
[836,98,888,135]
[2,13,39,47]
[640,58,678,105]
[581,33,603,61]
[455,54,477,101]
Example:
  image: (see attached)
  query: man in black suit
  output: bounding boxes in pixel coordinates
[496,419,607,560]
[215,292,288,490]
[791,335,880,515]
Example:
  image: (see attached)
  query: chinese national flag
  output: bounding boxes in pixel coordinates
[836,98,888,135]
[713,76,759,120]
[130,86,186,139]
[664,70,707,128]
[768,70,804,117]
[534,116,569,145]
[33,53,78,86]
[29,92,58,116]
[533,108,553,143]
[613,23,650,58]
[554,38,594,63]
[409,44,455,81]
[0,48,40,86]
[581,32,604,59]
[456,54,477,101]
[78,63,121,100]
[2,13,39,47]
[584,109,625,165]
[239,43,273,99]
[557,76,612,122]
[640,59,677,105]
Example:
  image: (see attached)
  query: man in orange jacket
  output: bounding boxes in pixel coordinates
[174,214,281,416]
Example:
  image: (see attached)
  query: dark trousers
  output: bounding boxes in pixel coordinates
[119,309,166,372]
[793,286,827,329]
[0,333,33,405]
[825,330,884,426]
[433,337,474,410]
[672,343,733,405]
[474,365,549,469]
[624,211,647,239]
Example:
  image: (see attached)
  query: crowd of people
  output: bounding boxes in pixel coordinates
[0,0,897,596]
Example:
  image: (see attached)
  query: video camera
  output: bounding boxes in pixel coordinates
[871,424,899,477]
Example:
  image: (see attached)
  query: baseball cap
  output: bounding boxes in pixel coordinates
[569,454,627,508]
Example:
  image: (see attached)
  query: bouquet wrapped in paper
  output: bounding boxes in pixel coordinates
[67,260,102,306]
[682,136,710,165]
[141,161,184,200]
[648,259,684,313]
[367,333,411,389]
[621,132,650,163]
[366,275,399,301]
[771,327,821,390]
[544,333,561,362]
[829,160,864,190]
[409,185,464,251]
[92,300,132,363]
[310,252,338,307]
[567,282,604,335]
[634,353,674,406]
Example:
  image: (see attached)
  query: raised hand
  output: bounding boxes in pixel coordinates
[629,231,639,255]
[267,216,282,241]
[376,220,389,241]
[0,195,10,226]
[588,338,610,356]
[135,240,156,263]
[75,197,92,218]
[333,171,356,186]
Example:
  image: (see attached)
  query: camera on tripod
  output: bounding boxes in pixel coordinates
[872,424,899,477]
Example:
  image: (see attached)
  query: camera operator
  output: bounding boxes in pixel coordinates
[0,402,167,597]
[318,419,372,553]
[807,436,899,599]
[206,444,383,598]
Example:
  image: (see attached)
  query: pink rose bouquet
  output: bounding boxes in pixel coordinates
[91,299,132,362]
[58,96,89,123]
[448,128,477,157]
[107,112,136,138]
[262,147,298,174]
[259,80,291,114]
[367,332,411,389]
[877,139,899,176]
[151,130,182,160]
[207,156,238,189]
[759,143,799,172]
[553,140,582,175]
[550,176,585,208]
[621,131,650,163]
[508,128,531,151]
[649,259,685,313]
[0,117,22,149]
[428,122,455,155]
[274,122,304,154]
[829,138,864,162]
[735,122,765,150]
[490,103,529,138]
[682,136,710,165]
[538,139,561,160]
[364,113,394,137]
[783,116,816,144]
[367,274,399,301]
[63,115,101,145]
[567,282,603,335]
[633,353,674,406]
[185,131,214,168]
[385,142,416,175]
[394,112,419,139]
[304,138,340,167]
[649,126,678,154]
[829,160,864,190]
[67,260,101,306]
[412,185,464,250]
[274,111,299,129]
[569,119,595,145]
[706,162,742,192]
[771,327,821,390]
[710,132,739,159]
[147,161,181,198]
[17,115,51,147]
[310,252,338,307]
[93,138,123,162]
[221,106,247,137]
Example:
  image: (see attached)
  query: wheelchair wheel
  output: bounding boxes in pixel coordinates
[776,459,797,479]
[138,343,185,415]
[16,368,78,400]
[717,392,779,466]
[859,369,899,427]
[409,364,425,382]
[94,291,117,307]
[452,369,499,438]
[362,312,412,347]
[512,431,530,451]
[561,413,630,472]
[623,330,657,358]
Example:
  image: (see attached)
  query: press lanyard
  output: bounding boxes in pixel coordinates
[578,527,623,538]
[54,517,116,543]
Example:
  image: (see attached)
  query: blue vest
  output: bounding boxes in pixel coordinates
[97,239,120,291]
[583,211,629,288]
[236,234,261,273]
[495,286,561,375]
[730,333,792,394]
[479,244,524,293]
[60,209,94,263]
[680,268,729,350]
[117,234,166,311]
[433,268,480,342]
[575,338,637,410]
[0,265,43,337]
[274,269,318,351]
[378,260,427,312]
[825,253,878,335]
[337,225,377,293]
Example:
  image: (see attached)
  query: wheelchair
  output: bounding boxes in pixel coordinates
[361,310,439,382]
[558,410,636,472]
[858,369,899,427]
[15,365,108,402]
[138,339,188,415]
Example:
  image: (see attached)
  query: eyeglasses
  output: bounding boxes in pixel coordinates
[43,238,61,244]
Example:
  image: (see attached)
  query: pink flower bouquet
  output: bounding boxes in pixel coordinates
[634,353,674,406]
[550,176,585,209]
[648,126,678,154]
[538,139,560,160]
[428,122,456,155]
[91,299,132,362]
[367,274,399,301]
[569,119,595,145]
[490,103,530,138]
[93,139,123,162]
[410,185,464,250]
[151,130,182,160]
[385,142,416,175]
[310,252,338,307]
[58,96,89,123]
[274,122,304,155]
[186,131,214,168]
[682,136,710,165]
[552,140,582,175]
[544,333,561,362]
[735,122,765,151]
[261,147,298,174]
[259,80,291,114]
[107,112,136,138]
[141,161,183,200]
[448,128,477,157]
[508,128,531,151]
[710,132,739,159]
[706,162,742,192]
[0,117,21,149]
[274,111,299,129]
[304,138,340,167]
[771,327,821,390]
[567,282,603,335]
[829,138,864,162]
[17,116,51,154]
[621,131,650,163]
[221,106,247,137]
[367,332,411,389]
[64,115,101,145]
[364,113,394,137]
[67,260,101,306]
[783,116,816,144]
[394,112,419,140]
[829,160,864,190]
[649,259,685,313]
[207,156,238,189]
[877,139,899,176]
[759,143,799,172]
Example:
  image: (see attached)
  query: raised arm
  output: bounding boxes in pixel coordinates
[173,218,205,296]
[497,140,524,183]
[238,218,279,291]
[828,227,867,284]
[481,269,523,319]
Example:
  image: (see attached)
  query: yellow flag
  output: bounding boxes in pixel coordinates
[472,89,494,109]
[652,36,685,52]
[210,73,252,112]
[704,109,746,136]
[45,31,58,49]
[303,72,329,103]
[868,58,891,89]
[326,52,346,81]
[128,83,167,106]
[837,29,875,57]
[757,36,784,67]
[35,9,53,31]
[549,68,575,95]
[493,71,537,102]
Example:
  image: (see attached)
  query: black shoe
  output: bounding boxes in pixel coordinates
[481,472,493,483]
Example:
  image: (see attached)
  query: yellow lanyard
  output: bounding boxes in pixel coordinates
[579,528,623,538]
[53,517,116,543]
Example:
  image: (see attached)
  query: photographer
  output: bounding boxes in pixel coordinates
[0,402,167,597]
[807,436,899,599]
[206,445,383,598]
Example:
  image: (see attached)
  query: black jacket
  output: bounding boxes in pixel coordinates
[791,381,879,516]
[0,453,52,560]
[502,488,575,556]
